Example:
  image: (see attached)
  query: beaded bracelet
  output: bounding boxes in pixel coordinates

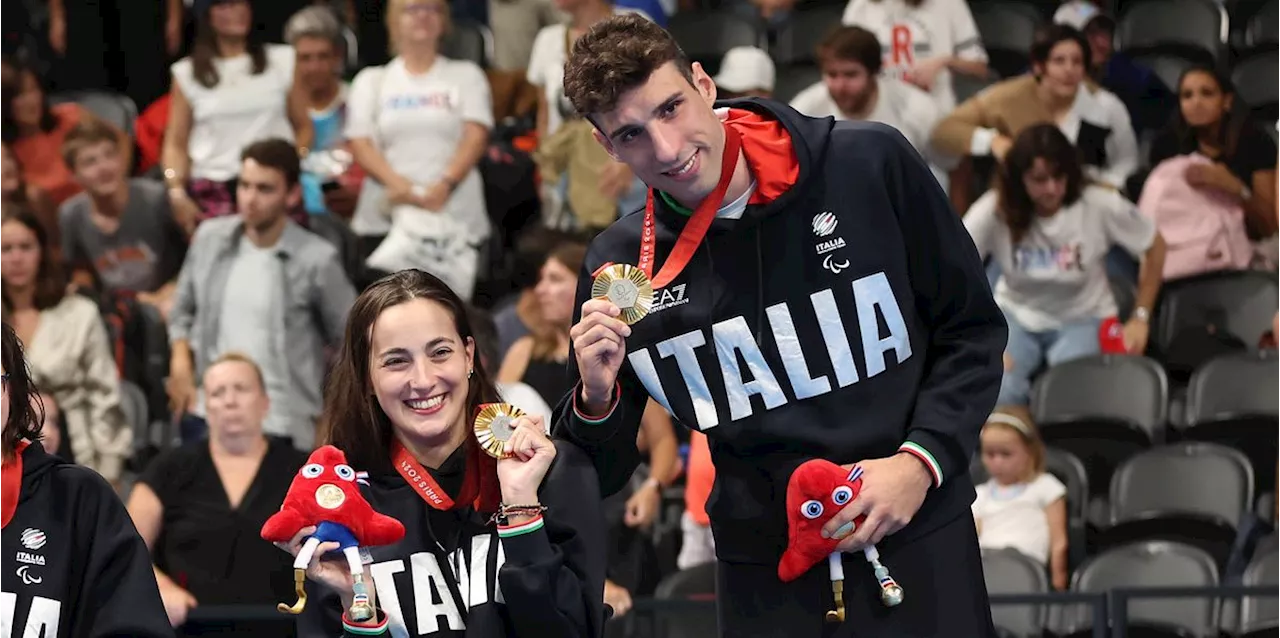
[490,503,548,527]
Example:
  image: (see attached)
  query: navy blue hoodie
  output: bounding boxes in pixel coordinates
[1,442,173,638]
[553,98,1008,567]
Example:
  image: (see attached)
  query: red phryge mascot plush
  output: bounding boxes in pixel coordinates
[262,446,405,621]
[780,459,904,622]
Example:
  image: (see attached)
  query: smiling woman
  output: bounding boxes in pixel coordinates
[294,269,607,637]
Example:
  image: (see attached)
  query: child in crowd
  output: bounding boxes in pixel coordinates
[973,406,1070,589]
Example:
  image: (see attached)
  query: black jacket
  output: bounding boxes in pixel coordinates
[554,99,1008,567]
[1,442,173,638]
[298,439,607,637]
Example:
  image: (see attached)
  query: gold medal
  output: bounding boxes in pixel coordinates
[314,484,346,510]
[591,264,654,325]
[474,403,527,459]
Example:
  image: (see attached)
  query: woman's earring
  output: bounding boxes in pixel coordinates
[468,368,474,379]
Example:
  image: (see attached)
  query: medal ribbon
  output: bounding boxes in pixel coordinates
[638,123,743,289]
[391,439,480,511]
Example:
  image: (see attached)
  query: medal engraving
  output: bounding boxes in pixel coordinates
[475,403,527,459]
[591,264,654,325]
[315,484,346,510]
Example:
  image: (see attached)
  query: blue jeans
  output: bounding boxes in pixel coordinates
[998,312,1102,406]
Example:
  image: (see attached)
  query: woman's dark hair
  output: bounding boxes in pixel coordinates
[529,240,588,361]
[323,270,502,475]
[1,56,60,144]
[2,322,44,461]
[0,208,67,312]
[2,142,30,205]
[1030,24,1092,73]
[191,0,267,89]
[1166,65,1250,161]
[996,124,1085,244]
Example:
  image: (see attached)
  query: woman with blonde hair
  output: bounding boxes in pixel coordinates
[345,0,493,300]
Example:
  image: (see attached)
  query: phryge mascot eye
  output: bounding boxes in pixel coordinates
[779,459,904,622]
[261,445,406,621]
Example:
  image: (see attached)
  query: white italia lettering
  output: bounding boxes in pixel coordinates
[627,271,913,431]
[369,560,410,638]
[766,303,831,399]
[493,540,507,605]
[627,350,673,415]
[713,317,787,420]
[852,273,912,377]
[810,290,860,387]
[1,593,60,638]
[655,331,719,430]
[411,553,465,632]
[369,536,510,635]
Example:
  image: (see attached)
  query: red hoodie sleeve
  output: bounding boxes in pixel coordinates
[877,123,1008,488]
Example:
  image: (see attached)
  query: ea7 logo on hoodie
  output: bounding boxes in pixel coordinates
[627,271,912,431]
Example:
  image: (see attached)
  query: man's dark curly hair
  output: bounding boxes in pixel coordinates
[563,14,694,120]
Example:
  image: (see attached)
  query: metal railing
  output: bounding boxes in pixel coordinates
[181,587,1275,637]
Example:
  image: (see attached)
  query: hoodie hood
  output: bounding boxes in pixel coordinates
[652,97,835,231]
[2,441,67,528]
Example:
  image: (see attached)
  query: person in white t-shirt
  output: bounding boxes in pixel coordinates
[162,0,313,233]
[964,124,1166,406]
[527,0,650,225]
[841,0,989,113]
[345,0,494,301]
[972,405,1070,590]
[789,26,946,183]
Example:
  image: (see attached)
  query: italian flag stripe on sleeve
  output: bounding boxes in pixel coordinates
[899,441,943,487]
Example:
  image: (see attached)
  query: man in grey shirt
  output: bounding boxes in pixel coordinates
[168,139,356,449]
[59,117,187,314]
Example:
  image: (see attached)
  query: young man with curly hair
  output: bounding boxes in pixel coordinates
[553,14,1007,637]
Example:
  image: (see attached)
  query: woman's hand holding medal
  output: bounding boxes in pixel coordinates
[493,414,557,505]
[476,405,556,505]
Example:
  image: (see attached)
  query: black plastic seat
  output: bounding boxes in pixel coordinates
[1180,349,1279,496]
[667,10,765,76]
[1099,442,1254,568]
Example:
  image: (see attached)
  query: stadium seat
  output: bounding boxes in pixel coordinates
[118,379,153,470]
[1116,0,1226,64]
[440,18,491,68]
[136,303,172,438]
[1101,442,1254,568]
[771,3,845,66]
[1052,540,1220,638]
[982,548,1049,638]
[666,10,765,76]
[772,63,823,105]
[1181,349,1279,491]
[1232,53,1279,124]
[50,90,138,137]
[1244,0,1278,49]
[1031,355,1168,499]
[1151,270,1280,374]
[653,563,717,638]
[308,213,365,291]
[970,0,1043,78]
[1129,52,1196,93]
[1238,534,1278,636]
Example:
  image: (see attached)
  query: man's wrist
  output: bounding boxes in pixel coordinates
[896,451,936,489]
[896,441,944,488]
[579,385,615,417]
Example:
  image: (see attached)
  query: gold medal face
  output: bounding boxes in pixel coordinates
[315,483,346,510]
[475,403,527,459]
[591,264,654,325]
